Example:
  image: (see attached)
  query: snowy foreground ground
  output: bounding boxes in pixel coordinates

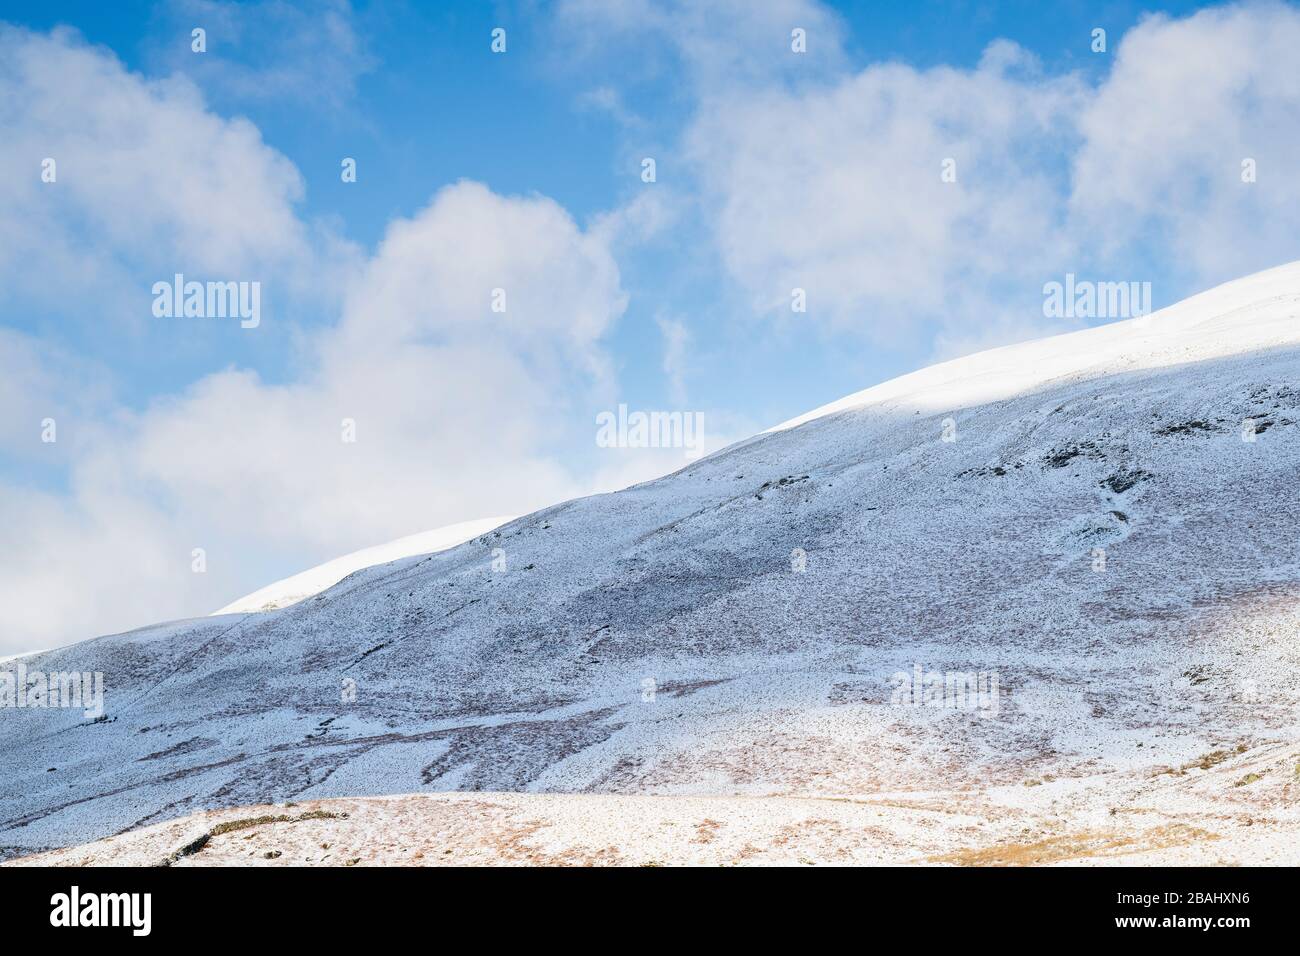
[5,263,1300,866]
[12,757,1300,866]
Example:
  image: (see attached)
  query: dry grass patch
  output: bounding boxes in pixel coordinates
[927,824,1219,866]
[209,809,341,837]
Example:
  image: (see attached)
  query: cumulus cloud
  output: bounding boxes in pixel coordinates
[334,181,624,363]
[0,25,345,332]
[0,176,635,655]
[10,2,1300,655]
[1070,3,1300,288]
[0,329,112,461]
[129,181,629,556]
[566,1,1300,354]
[686,41,1084,343]
[0,27,649,655]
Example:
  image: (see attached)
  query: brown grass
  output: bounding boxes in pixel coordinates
[927,824,1219,866]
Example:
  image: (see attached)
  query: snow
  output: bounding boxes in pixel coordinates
[0,651,45,665]
[213,516,516,614]
[4,261,1300,864]
[771,259,1300,432]
[13,736,1300,865]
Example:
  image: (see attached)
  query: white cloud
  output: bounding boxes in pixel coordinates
[129,181,629,557]
[13,2,1300,656]
[685,41,1084,343]
[335,181,624,362]
[0,25,345,329]
[657,316,691,404]
[589,188,680,248]
[0,329,113,460]
[555,0,847,89]
[0,178,637,655]
[146,0,374,110]
[1070,3,1300,288]
[576,85,644,128]
[0,481,221,655]
[605,2,1300,353]
[0,26,665,655]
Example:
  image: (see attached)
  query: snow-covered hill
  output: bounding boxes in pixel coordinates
[214,516,516,614]
[5,262,1300,862]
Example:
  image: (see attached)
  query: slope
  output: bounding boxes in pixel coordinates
[3,263,1300,860]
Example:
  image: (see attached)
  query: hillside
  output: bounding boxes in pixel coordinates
[4,263,1300,863]
[214,516,516,614]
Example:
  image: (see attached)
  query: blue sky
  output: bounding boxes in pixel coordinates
[0,0,1212,414]
[2,0,1298,652]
